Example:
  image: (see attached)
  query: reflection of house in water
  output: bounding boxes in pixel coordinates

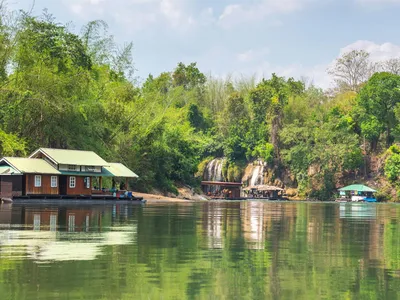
[339,203,383,262]
[241,201,266,250]
[0,205,136,262]
[13,207,102,232]
[0,204,12,226]
[368,220,385,262]
[63,209,92,232]
[339,203,377,219]
[24,208,59,231]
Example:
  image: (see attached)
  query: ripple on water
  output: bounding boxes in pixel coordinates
[0,202,399,300]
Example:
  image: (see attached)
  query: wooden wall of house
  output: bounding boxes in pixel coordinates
[25,174,59,195]
[24,209,58,227]
[66,209,91,231]
[0,175,23,198]
[66,176,92,195]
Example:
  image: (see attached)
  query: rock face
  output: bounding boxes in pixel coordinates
[242,160,287,188]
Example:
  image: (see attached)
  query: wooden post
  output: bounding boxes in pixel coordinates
[125,177,129,191]
[99,177,103,190]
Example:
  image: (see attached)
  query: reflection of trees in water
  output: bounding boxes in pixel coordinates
[0,202,399,299]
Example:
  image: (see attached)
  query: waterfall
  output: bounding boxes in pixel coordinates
[249,161,264,186]
[203,158,225,194]
[204,158,224,182]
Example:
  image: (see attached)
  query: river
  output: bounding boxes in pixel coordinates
[0,201,399,299]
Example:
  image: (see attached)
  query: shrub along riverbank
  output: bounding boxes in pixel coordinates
[0,7,400,201]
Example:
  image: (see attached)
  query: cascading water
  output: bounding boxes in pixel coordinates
[203,158,225,194]
[204,158,224,182]
[249,161,265,186]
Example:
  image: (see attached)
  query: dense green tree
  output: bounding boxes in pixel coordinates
[172,62,206,90]
[357,72,400,148]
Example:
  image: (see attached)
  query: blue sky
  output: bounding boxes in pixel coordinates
[8,0,400,88]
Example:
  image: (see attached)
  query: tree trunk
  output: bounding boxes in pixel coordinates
[386,125,392,148]
[271,113,281,159]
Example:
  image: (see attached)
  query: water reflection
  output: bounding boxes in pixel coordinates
[0,204,137,263]
[0,201,399,300]
[204,203,224,249]
[339,202,377,219]
[241,201,265,249]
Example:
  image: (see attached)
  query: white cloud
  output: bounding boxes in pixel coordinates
[339,40,400,62]
[226,41,400,90]
[218,0,314,29]
[63,0,201,31]
[199,46,330,89]
[159,0,193,28]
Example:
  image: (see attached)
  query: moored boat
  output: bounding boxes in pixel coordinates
[337,184,377,203]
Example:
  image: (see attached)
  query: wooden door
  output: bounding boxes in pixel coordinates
[59,175,67,195]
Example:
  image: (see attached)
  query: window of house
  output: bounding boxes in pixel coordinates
[69,176,76,188]
[84,177,91,189]
[34,175,42,187]
[50,214,57,232]
[85,215,90,232]
[34,214,41,231]
[51,176,57,188]
[85,166,95,172]
[68,165,77,171]
[68,214,75,232]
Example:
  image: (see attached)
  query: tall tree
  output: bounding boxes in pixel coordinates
[381,58,400,75]
[328,50,375,92]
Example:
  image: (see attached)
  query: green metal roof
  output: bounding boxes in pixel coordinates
[58,170,114,177]
[0,165,21,175]
[104,163,139,178]
[30,148,109,167]
[1,157,61,175]
[338,184,377,193]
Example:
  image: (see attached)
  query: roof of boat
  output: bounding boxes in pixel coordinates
[243,185,284,191]
[338,184,377,193]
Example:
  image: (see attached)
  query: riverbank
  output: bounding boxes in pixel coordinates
[132,191,196,203]
[133,186,209,203]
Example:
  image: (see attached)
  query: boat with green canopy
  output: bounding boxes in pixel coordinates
[337,184,377,202]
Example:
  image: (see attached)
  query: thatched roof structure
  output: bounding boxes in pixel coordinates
[243,185,284,191]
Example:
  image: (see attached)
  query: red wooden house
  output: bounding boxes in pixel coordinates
[0,148,138,199]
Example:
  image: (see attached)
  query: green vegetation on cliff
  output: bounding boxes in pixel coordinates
[0,7,400,199]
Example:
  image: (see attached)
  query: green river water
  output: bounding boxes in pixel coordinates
[0,201,399,299]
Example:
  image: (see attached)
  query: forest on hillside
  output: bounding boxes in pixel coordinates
[1,6,400,200]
